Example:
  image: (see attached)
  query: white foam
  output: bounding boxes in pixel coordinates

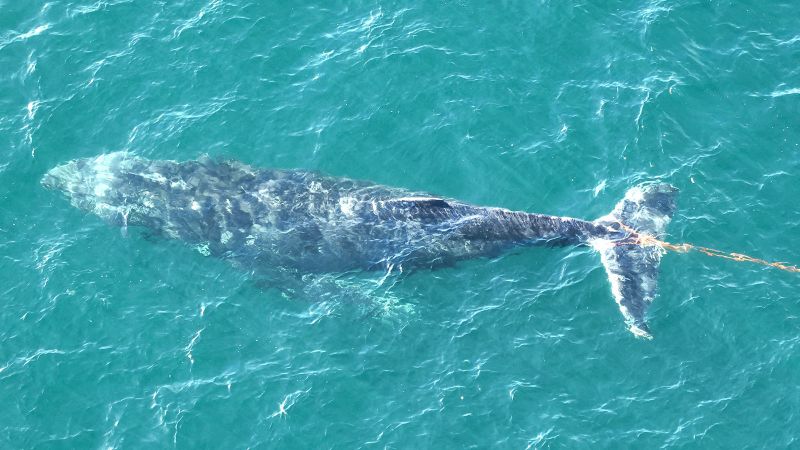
[768,87,800,98]
[26,100,39,120]
[593,180,606,197]
[589,238,614,252]
[18,24,51,41]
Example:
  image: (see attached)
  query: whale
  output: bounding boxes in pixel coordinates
[41,152,677,338]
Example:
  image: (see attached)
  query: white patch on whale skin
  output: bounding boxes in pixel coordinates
[339,196,357,216]
[86,153,131,201]
[142,194,155,209]
[94,183,110,197]
[170,179,189,190]
[220,230,233,245]
[190,200,201,211]
[195,243,211,256]
[92,156,117,183]
[590,238,630,317]
[140,172,167,185]
[624,186,645,203]
[308,181,324,193]
[255,187,281,209]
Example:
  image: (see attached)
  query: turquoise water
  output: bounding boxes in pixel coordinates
[2,0,800,447]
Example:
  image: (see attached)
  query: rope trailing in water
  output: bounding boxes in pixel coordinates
[618,224,800,274]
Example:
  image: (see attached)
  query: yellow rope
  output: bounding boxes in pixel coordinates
[616,224,800,274]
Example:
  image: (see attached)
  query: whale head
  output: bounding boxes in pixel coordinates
[42,152,163,227]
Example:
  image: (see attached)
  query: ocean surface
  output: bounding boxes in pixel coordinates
[2,1,799,448]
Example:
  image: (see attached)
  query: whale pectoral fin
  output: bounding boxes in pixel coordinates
[594,183,678,339]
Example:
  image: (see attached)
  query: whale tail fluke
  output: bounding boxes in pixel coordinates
[593,183,678,339]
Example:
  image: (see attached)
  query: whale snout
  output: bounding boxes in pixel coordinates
[42,153,149,217]
[42,153,139,194]
[41,160,80,192]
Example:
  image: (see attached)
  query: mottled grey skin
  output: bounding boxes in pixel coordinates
[42,153,677,337]
[40,153,613,271]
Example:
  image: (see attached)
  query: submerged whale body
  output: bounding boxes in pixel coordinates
[42,153,677,338]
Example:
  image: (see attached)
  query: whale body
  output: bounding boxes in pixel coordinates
[42,153,677,338]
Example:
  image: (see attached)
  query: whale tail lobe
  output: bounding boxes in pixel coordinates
[593,183,678,339]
